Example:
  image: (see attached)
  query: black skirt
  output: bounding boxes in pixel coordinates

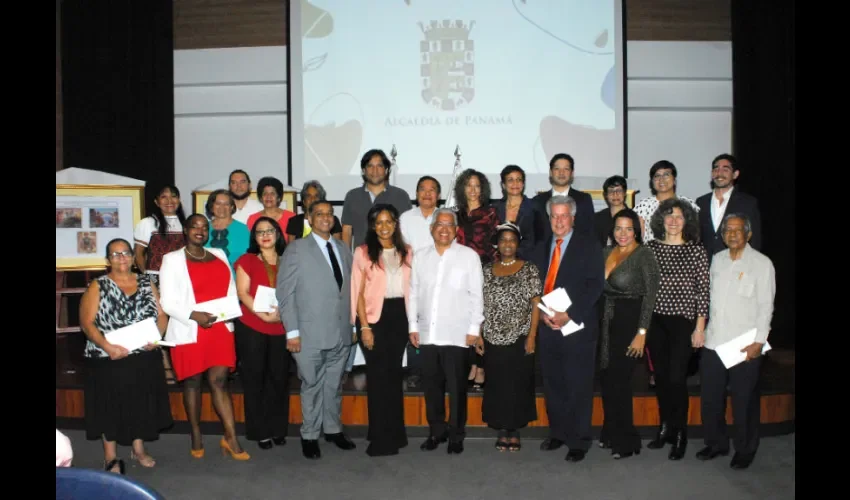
[84,349,173,445]
[481,336,537,430]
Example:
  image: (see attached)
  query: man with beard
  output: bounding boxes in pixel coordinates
[341,149,412,250]
[696,154,762,263]
[229,169,264,224]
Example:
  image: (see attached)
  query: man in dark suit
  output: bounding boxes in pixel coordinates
[530,195,605,463]
[532,153,596,239]
[696,154,762,261]
[277,200,357,459]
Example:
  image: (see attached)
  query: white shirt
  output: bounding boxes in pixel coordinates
[233,198,263,224]
[710,186,734,231]
[400,206,436,252]
[407,241,484,347]
[133,215,182,247]
[705,244,775,349]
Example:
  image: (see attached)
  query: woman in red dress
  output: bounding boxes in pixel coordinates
[159,214,249,460]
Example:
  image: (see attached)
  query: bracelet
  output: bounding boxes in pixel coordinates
[361,326,372,330]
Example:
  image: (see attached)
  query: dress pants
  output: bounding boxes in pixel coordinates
[419,344,468,442]
[647,313,695,431]
[538,328,597,451]
[359,298,409,453]
[700,347,762,455]
[234,321,291,441]
[291,338,351,440]
[599,298,641,454]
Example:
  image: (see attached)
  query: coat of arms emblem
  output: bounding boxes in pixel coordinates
[419,20,475,111]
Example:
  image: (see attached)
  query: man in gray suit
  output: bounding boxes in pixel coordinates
[277,200,357,459]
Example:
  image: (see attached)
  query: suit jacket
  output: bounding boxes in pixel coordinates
[532,187,595,239]
[492,197,546,260]
[276,234,353,350]
[696,188,762,257]
[350,244,412,324]
[160,247,236,345]
[530,230,605,342]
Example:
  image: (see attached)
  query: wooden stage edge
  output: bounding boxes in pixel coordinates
[56,390,795,438]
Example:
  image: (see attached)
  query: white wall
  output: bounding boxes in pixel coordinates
[174,41,731,204]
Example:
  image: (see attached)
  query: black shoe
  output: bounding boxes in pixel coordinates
[272,436,287,446]
[258,439,274,450]
[730,452,755,469]
[668,429,687,461]
[565,449,586,462]
[301,439,321,459]
[695,445,729,461]
[447,441,464,454]
[366,443,399,457]
[540,437,565,451]
[324,432,356,450]
[420,431,449,451]
[647,422,671,449]
[104,458,125,474]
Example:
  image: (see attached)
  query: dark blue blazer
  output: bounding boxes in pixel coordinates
[492,197,546,260]
[695,188,762,258]
[530,230,604,342]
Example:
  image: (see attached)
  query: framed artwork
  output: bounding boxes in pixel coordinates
[56,184,145,270]
[192,190,298,216]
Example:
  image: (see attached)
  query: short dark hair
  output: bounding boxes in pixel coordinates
[308,199,333,217]
[256,176,284,203]
[602,175,628,207]
[549,153,575,171]
[105,238,132,258]
[205,189,236,218]
[416,175,441,196]
[499,165,526,197]
[650,198,700,243]
[649,160,678,195]
[712,153,738,172]
[609,209,643,245]
[183,213,210,230]
[229,169,251,185]
[360,149,392,179]
[247,216,286,256]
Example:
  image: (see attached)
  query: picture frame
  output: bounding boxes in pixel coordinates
[192,190,299,216]
[56,184,145,270]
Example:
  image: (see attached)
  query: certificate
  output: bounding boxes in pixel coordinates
[195,295,242,322]
[538,288,585,337]
[104,317,161,352]
[252,285,278,313]
[714,328,772,369]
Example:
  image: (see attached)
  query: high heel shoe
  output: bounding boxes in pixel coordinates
[220,438,250,460]
[190,448,204,458]
[104,458,125,474]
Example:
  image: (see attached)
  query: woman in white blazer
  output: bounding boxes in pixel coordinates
[159,213,249,460]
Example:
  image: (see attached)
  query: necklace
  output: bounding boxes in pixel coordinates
[184,247,206,260]
[499,259,517,266]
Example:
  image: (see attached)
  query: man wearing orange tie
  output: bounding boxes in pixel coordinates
[530,196,604,463]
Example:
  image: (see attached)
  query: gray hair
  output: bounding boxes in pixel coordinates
[300,180,327,201]
[430,207,458,227]
[719,213,752,236]
[546,195,577,218]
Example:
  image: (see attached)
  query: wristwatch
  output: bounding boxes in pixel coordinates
[637,328,647,336]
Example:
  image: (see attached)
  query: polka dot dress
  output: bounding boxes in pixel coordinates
[634,196,699,242]
[647,240,710,319]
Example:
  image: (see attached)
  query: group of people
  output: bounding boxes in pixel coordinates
[76,149,773,475]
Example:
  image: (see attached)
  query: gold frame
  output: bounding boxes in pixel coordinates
[56,184,145,271]
[192,190,298,216]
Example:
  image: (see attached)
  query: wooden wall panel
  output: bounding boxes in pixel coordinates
[57,389,794,427]
[171,0,731,51]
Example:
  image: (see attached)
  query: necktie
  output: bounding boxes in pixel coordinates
[543,238,563,295]
[326,241,344,290]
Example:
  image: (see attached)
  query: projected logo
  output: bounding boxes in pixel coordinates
[419,20,475,111]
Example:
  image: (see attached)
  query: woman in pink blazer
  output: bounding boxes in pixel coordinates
[350,204,413,457]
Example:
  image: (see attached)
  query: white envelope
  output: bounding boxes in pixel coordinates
[195,295,242,322]
[252,285,278,313]
[713,328,772,369]
[104,317,162,352]
[537,293,585,337]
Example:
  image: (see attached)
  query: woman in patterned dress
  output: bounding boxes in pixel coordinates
[475,223,540,451]
[454,169,501,390]
[645,198,710,460]
[79,238,173,474]
[160,214,249,460]
[133,185,187,288]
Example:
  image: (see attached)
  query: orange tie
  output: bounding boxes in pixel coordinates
[544,238,563,295]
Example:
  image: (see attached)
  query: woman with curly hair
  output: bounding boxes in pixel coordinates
[453,168,500,390]
[645,198,710,461]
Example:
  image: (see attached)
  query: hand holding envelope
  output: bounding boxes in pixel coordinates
[536,287,584,336]
[252,286,278,314]
[714,328,772,369]
[193,295,242,326]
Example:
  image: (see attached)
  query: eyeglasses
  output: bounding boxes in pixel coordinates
[606,188,625,195]
[653,172,673,181]
[109,251,132,259]
[256,229,277,236]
